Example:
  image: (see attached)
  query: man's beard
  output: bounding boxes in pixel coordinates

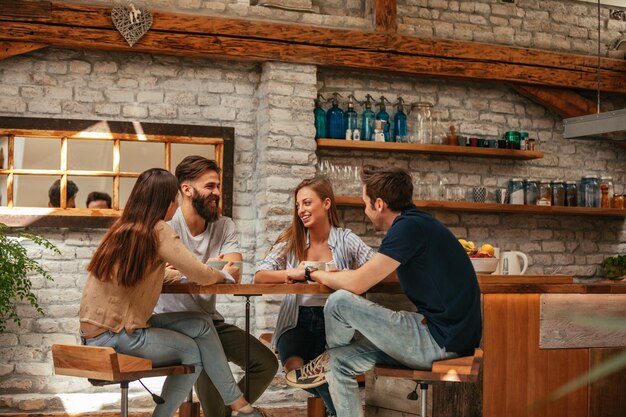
[191,189,219,223]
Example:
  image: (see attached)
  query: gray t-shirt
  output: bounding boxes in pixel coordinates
[154,208,240,321]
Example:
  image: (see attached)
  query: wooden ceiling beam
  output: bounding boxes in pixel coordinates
[376,0,397,33]
[0,0,625,93]
[512,85,598,119]
[0,41,47,60]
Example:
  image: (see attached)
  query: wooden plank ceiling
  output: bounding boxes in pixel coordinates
[0,0,624,118]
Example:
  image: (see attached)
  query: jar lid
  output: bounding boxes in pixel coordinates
[565,180,576,184]
[510,178,524,181]
[582,175,598,179]
[520,132,529,138]
[600,176,613,180]
[411,102,433,109]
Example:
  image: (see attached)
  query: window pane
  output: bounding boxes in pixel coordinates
[120,142,164,173]
[13,137,61,170]
[13,176,60,207]
[70,176,114,209]
[120,177,140,209]
[171,143,216,171]
[0,174,6,206]
[68,140,113,171]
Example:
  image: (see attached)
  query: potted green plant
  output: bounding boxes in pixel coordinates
[0,222,60,332]
[601,254,626,280]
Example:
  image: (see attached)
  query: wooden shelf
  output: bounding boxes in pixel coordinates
[316,138,544,160]
[335,196,626,217]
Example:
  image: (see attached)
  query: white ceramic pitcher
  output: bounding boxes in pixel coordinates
[498,251,528,275]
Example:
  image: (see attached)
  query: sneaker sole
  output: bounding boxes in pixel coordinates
[285,377,327,389]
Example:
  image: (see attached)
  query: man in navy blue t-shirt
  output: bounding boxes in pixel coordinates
[285,166,482,417]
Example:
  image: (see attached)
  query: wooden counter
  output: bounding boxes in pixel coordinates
[363,276,626,417]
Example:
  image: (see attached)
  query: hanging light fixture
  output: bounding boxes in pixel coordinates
[563,0,626,141]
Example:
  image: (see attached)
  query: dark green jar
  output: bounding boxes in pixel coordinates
[504,131,521,150]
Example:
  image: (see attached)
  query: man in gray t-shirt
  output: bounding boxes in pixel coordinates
[155,156,278,417]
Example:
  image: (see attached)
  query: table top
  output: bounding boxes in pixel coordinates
[161,275,626,295]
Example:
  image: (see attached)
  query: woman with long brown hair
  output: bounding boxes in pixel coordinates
[254,178,374,417]
[79,168,264,417]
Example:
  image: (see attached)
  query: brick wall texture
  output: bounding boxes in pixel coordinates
[1,0,625,413]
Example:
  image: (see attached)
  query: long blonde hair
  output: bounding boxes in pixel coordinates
[273,178,340,262]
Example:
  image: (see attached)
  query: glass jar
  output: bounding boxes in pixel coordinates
[550,180,565,206]
[524,179,539,205]
[508,178,525,205]
[565,181,577,207]
[612,194,625,209]
[409,102,433,144]
[537,181,552,206]
[600,176,614,201]
[581,175,599,208]
[504,131,521,150]
[431,110,447,145]
[520,131,529,151]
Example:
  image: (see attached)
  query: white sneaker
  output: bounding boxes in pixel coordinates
[285,353,328,389]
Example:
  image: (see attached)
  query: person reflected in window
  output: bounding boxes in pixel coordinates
[86,191,112,209]
[48,179,78,208]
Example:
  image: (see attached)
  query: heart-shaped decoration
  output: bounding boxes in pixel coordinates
[111,4,153,47]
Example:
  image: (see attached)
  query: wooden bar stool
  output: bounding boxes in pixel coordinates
[52,344,198,417]
[374,348,483,417]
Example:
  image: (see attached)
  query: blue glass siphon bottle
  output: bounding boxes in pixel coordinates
[375,96,392,142]
[326,92,345,139]
[360,94,376,141]
[393,97,408,142]
[344,95,359,140]
[313,93,326,139]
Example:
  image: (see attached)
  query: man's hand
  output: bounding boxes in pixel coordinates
[223,261,240,283]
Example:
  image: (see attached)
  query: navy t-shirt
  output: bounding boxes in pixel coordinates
[377,205,482,354]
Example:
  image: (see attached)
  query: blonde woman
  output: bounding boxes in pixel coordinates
[255,178,374,417]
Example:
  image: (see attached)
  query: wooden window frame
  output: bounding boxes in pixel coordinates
[0,117,234,228]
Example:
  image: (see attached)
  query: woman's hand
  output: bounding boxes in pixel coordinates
[285,262,306,283]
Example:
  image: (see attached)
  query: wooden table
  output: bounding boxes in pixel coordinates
[163,277,626,416]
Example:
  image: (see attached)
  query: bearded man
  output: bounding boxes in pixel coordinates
[154,155,278,417]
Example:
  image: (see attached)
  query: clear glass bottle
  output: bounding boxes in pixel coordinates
[582,175,599,208]
[431,110,448,145]
[313,93,326,139]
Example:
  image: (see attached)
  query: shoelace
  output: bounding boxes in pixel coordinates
[300,356,325,378]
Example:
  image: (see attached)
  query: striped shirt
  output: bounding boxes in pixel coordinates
[255,226,374,347]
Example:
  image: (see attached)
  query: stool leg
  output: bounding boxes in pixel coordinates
[179,389,200,417]
[419,383,428,417]
[120,381,129,417]
[307,396,326,417]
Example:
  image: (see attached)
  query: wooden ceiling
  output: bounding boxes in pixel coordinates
[0,0,624,118]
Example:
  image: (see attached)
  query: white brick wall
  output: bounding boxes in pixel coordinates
[1,0,625,412]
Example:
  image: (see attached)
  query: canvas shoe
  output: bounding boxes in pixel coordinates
[285,353,328,389]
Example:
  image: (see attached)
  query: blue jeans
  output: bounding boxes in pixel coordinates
[324,290,455,417]
[277,307,336,416]
[83,311,242,417]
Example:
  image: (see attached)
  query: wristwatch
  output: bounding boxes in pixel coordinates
[304,266,312,281]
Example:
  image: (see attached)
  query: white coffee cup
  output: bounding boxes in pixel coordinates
[303,261,326,272]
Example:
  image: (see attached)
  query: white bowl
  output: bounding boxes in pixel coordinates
[470,257,499,273]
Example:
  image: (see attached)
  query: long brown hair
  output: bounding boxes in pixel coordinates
[273,178,340,262]
[87,168,179,287]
